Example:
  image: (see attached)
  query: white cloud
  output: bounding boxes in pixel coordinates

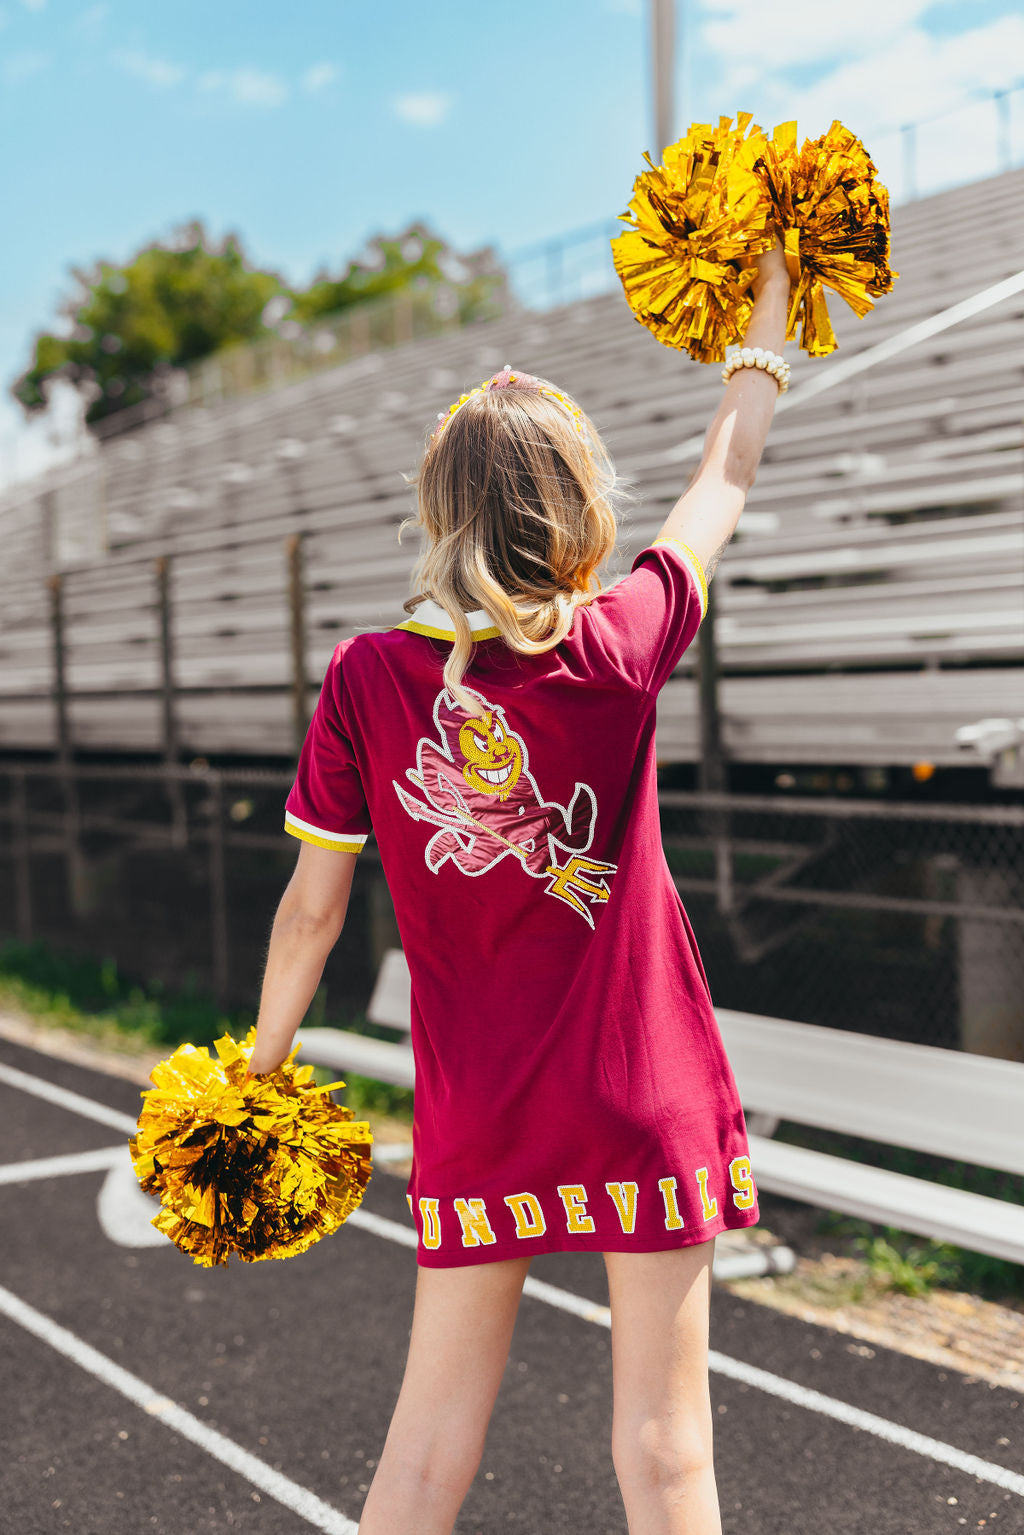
[787,14,1024,130]
[695,5,1024,202]
[302,60,337,94]
[113,48,185,88]
[699,0,938,69]
[107,51,304,111]
[2,48,48,82]
[392,90,452,127]
[198,67,288,108]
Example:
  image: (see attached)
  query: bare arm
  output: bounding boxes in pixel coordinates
[655,233,791,582]
[246,841,358,1074]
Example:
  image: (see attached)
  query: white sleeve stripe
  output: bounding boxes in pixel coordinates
[284,810,368,846]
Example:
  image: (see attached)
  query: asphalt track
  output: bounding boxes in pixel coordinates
[2,1035,1022,1535]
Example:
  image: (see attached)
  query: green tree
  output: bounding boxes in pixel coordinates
[13,218,509,429]
[12,221,289,425]
[292,219,505,328]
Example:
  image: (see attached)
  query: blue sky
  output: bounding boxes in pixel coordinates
[2,0,1022,484]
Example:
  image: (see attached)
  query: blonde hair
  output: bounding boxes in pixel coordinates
[398,370,634,713]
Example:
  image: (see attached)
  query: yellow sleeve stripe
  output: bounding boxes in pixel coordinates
[284,813,368,852]
[649,536,709,619]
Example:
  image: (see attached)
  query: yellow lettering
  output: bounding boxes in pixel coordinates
[557,1183,596,1234]
[604,1181,639,1234]
[504,1191,547,1238]
[418,1196,442,1249]
[729,1155,756,1210]
[695,1166,719,1221]
[658,1176,685,1230]
[454,1196,497,1246]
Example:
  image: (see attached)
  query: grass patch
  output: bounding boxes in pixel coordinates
[0,936,254,1052]
[333,1070,414,1120]
[773,1119,1024,1303]
[849,1233,961,1298]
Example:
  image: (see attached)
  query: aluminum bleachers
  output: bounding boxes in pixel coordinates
[1,165,1021,764]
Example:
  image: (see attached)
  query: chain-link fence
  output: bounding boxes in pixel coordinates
[659,789,1024,1061]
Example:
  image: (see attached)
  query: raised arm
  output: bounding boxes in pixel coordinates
[654,230,791,583]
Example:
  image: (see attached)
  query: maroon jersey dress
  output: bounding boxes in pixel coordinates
[284,535,760,1266]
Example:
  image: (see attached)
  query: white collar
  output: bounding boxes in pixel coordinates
[394,597,501,642]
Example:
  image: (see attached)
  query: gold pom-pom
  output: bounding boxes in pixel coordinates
[613,111,898,363]
[129,1028,373,1268]
[755,117,899,356]
[611,110,774,363]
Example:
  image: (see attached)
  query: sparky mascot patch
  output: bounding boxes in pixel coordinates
[392,685,618,927]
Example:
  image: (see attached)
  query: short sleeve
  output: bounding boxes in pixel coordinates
[284,643,372,853]
[581,536,708,696]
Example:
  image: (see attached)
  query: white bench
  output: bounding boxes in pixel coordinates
[298,949,415,1169]
[300,947,415,1089]
[720,1010,1024,1265]
[297,947,1024,1264]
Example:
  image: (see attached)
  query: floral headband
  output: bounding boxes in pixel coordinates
[430,363,589,450]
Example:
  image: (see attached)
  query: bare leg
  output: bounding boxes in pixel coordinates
[357,1254,532,1535]
[604,1239,721,1535]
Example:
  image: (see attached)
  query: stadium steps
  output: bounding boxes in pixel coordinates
[0,165,1021,764]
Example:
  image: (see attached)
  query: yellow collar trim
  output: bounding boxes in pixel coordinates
[395,598,502,641]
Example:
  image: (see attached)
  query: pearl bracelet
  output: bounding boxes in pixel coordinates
[721,346,790,394]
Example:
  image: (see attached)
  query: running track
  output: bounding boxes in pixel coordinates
[1,1036,1021,1534]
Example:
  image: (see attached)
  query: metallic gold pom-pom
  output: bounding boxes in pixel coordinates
[610,110,774,364]
[128,1029,373,1268]
[613,111,898,364]
[753,117,899,357]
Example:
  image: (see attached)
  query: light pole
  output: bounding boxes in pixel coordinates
[650,0,675,156]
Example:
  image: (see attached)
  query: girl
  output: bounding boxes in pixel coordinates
[247,230,792,1534]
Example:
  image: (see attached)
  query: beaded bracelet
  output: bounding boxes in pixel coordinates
[721,346,790,394]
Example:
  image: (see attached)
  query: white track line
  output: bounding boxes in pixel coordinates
[0,1283,358,1533]
[350,1210,1024,1496]
[0,1145,125,1185]
[4,1057,1024,1501]
[0,1060,138,1135]
[347,1205,418,1249]
[704,1350,1024,1498]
